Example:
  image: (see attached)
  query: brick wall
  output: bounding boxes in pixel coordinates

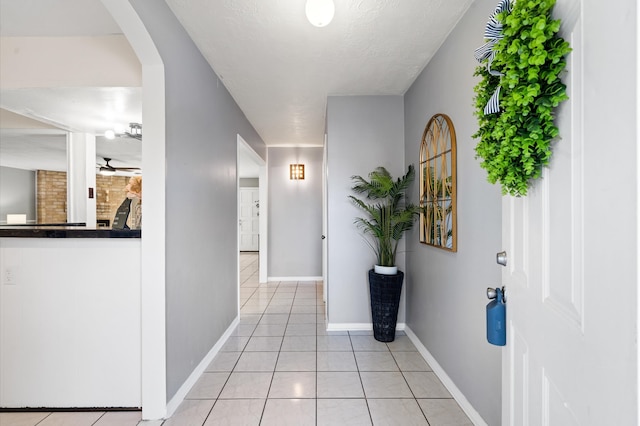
[36,172,132,226]
[36,170,67,223]
[96,175,131,226]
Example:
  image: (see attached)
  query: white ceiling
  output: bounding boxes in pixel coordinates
[166,0,474,147]
[0,0,474,175]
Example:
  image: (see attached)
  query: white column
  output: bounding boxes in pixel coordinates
[66,132,96,228]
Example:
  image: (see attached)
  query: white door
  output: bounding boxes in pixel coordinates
[501,1,637,424]
[239,188,259,251]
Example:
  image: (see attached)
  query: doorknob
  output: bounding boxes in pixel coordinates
[487,287,497,299]
[487,286,506,302]
[496,251,507,267]
[321,235,326,240]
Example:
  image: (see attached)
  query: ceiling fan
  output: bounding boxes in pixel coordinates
[97,157,141,176]
[104,123,142,141]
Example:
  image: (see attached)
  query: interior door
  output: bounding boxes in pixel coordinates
[501,1,636,424]
[239,188,259,251]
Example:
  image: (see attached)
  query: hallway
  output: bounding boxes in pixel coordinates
[0,253,472,425]
[163,253,471,425]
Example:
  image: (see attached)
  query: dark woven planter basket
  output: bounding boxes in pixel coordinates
[369,269,404,342]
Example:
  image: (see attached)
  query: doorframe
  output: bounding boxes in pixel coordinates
[237,135,268,289]
[101,0,167,420]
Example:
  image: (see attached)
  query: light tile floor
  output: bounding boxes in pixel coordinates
[1,253,472,426]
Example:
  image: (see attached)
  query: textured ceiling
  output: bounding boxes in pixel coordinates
[166,0,474,147]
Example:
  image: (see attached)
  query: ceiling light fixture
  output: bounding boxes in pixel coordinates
[305,0,335,27]
[125,123,142,140]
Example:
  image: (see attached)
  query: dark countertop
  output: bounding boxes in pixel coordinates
[0,227,141,238]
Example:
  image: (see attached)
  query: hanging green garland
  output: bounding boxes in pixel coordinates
[472,0,571,196]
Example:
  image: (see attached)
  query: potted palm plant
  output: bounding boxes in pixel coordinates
[349,164,419,341]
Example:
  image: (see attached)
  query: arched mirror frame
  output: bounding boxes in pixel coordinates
[419,113,457,252]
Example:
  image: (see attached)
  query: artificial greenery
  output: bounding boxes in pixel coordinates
[349,165,419,267]
[473,0,571,196]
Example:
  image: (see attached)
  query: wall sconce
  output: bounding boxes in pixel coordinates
[290,164,305,180]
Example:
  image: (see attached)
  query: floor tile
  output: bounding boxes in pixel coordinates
[268,371,316,398]
[264,304,292,314]
[276,351,317,371]
[186,372,230,399]
[350,335,391,351]
[349,330,374,336]
[204,399,265,426]
[239,314,262,325]
[0,412,51,426]
[241,305,270,314]
[360,372,413,398]
[290,305,317,314]
[317,325,349,336]
[219,372,273,399]
[316,371,365,398]
[317,351,358,371]
[136,420,163,425]
[403,372,451,398]
[288,313,317,323]
[221,336,250,352]
[285,323,317,336]
[292,298,317,306]
[258,314,290,325]
[386,335,418,352]
[417,399,473,426]
[234,351,278,371]
[317,335,352,351]
[317,399,372,426]
[281,335,317,351]
[252,323,286,336]
[261,399,315,426]
[268,298,294,306]
[392,351,432,372]
[368,398,429,425]
[163,400,214,426]
[244,336,283,351]
[206,351,241,372]
[355,351,399,371]
[231,324,257,336]
[38,411,104,426]
[93,411,141,426]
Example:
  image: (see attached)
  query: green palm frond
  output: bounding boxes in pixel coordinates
[349,165,419,267]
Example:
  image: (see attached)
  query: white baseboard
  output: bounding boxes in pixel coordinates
[326,322,406,332]
[165,316,240,418]
[404,326,488,426]
[267,276,323,282]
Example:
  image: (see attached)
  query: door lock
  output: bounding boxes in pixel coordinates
[496,251,507,267]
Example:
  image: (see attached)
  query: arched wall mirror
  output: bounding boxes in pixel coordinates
[419,113,457,251]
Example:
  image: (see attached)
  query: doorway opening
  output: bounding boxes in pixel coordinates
[237,135,267,310]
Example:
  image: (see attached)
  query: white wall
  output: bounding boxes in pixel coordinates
[326,95,406,327]
[267,147,322,279]
[402,0,516,424]
[130,0,266,403]
[0,238,141,408]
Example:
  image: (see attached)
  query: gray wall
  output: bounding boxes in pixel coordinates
[131,0,266,402]
[267,147,322,278]
[326,96,406,325]
[403,0,503,424]
[0,166,35,223]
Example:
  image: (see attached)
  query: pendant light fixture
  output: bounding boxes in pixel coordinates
[305,0,335,27]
